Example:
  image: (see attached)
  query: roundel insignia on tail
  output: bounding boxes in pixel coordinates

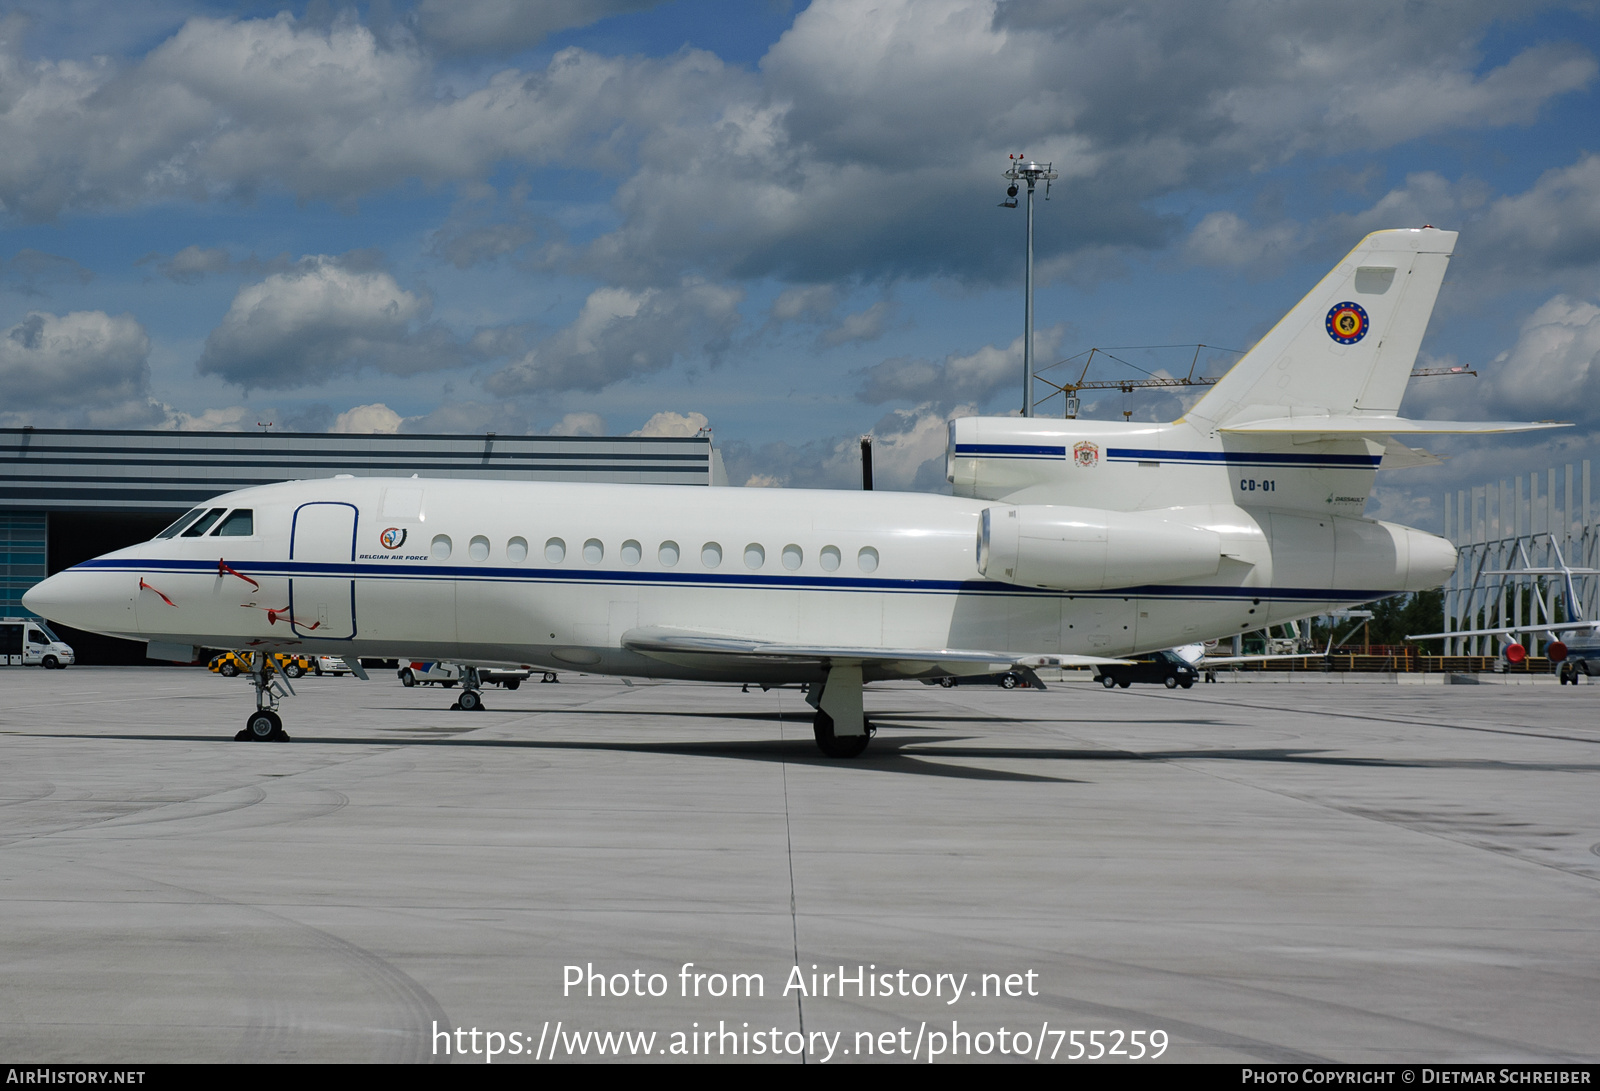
[1325,301,1369,345]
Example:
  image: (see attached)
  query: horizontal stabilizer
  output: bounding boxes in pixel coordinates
[1219,416,1570,435]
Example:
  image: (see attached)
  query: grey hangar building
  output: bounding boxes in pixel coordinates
[1,426,725,663]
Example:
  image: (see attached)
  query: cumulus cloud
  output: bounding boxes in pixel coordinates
[631,410,709,437]
[583,0,1594,285]
[1479,295,1600,425]
[548,410,607,436]
[401,400,530,434]
[151,245,231,283]
[160,405,256,431]
[3,2,1584,295]
[722,403,970,492]
[1183,211,1303,269]
[0,309,149,412]
[1325,154,1600,292]
[485,279,742,395]
[2,249,94,295]
[416,0,664,57]
[331,402,403,433]
[0,12,734,218]
[856,327,1064,412]
[821,300,892,346]
[1474,155,1600,276]
[768,285,838,324]
[196,257,471,389]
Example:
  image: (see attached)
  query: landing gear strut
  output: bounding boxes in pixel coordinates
[451,666,486,711]
[235,652,291,741]
[807,663,873,758]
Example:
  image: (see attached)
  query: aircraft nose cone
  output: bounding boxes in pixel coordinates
[22,568,138,638]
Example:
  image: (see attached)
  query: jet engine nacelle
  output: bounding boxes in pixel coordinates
[978,505,1223,591]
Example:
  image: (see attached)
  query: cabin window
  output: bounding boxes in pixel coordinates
[658,541,680,566]
[583,539,604,564]
[469,535,491,561]
[431,534,452,560]
[701,542,722,568]
[781,544,803,570]
[621,540,642,565]
[182,508,227,537]
[857,546,879,573]
[507,537,528,562]
[155,509,205,539]
[819,545,841,572]
[744,543,765,569]
[545,538,566,563]
[213,509,254,536]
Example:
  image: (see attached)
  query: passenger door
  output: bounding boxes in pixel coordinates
[289,502,358,640]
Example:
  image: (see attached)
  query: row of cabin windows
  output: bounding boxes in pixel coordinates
[149,510,881,574]
[429,534,881,573]
[155,507,254,539]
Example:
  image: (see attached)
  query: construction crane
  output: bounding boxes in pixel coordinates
[1033,345,1476,419]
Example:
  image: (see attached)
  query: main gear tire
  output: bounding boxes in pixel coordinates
[812,710,870,758]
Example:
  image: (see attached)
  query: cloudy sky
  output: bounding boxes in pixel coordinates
[1,0,1597,527]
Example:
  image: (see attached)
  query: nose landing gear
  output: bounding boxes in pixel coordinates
[234,652,292,741]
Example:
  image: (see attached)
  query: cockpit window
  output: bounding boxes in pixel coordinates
[213,509,254,536]
[155,509,205,539]
[181,508,227,537]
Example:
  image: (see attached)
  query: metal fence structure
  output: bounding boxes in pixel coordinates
[1442,460,1597,656]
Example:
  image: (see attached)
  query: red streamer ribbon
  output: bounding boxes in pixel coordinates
[138,578,176,607]
[218,560,259,589]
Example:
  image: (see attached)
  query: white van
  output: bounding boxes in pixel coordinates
[1,617,75,668]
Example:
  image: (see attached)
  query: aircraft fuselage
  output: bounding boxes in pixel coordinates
[28,473,1453,682]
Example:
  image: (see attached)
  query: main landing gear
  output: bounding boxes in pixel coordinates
[451,666,487,712]
[235,652,292,741]
[807,664,874,758]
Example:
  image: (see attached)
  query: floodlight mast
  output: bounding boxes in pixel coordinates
[1002,155,1057,417]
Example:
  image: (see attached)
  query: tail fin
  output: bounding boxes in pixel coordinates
[1188,228,1457,429]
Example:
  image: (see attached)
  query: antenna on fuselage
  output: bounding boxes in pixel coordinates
[1001,154,1057,418]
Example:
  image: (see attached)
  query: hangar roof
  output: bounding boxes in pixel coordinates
[0,427,722,510]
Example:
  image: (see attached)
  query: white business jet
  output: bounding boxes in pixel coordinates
[23,228,1565,755]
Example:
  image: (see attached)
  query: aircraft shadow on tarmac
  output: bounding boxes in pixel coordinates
[25,730,1600,780]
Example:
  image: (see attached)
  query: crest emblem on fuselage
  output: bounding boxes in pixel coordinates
[379,527,407,550]
[1325,301,1369,345]
[1073,441,1100,468]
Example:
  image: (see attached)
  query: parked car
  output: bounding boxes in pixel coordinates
[209,651,313,678]
[314,655,353,676]
[1558,643,1598,685]
[1095,650,1197,690]
[0,617,75,669]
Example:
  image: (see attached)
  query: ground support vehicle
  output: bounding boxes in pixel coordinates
[0,618,75,668]
[1095,650,1198,690]
[210,650,313,678]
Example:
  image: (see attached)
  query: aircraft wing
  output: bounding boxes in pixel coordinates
[622,625,1128,677]
[1407,621,1600,642]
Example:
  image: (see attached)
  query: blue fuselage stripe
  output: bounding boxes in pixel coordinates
[74,556,1388,603]
[952,443,1378,468]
